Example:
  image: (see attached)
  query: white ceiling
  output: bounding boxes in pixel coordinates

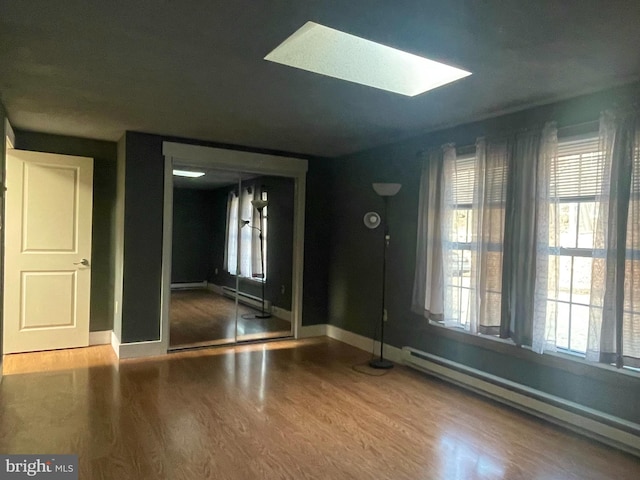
[1,1,639,157]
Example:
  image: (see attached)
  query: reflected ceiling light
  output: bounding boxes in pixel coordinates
[173,169,205,178]
[265,22,471,96]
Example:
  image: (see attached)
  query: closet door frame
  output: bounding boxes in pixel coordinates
[161,142,308,353]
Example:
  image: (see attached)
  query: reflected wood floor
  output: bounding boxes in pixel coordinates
[1,338,639,479]
[169,289,291,347]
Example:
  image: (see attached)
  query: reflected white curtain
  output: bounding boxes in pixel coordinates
[225,191,239,275]
[470,138,508,335]
[411,148,445,319]
[239,186,254,278]
[587,111,640,367]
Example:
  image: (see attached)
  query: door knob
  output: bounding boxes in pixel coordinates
[74,258,90,266]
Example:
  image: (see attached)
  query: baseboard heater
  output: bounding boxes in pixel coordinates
[171,281,207,290]
[221,286,271,312]
[402,346,640,457]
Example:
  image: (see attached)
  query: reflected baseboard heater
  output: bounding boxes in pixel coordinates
[402,347,640,457]
[221,286,271,313]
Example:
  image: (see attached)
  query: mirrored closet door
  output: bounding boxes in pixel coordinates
[168,164,294,350]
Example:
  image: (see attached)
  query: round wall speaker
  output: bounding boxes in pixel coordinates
[363,211,381,229]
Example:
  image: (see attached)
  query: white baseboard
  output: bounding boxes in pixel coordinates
[111,331,121,359]
[272,306,292,322]
[89,330,112,345]
[325,325,403,363]
[298,323,403,364]
[171,281,207,290]
[299,324,327,338]
[206,282,223,294]
[110,331,166,359]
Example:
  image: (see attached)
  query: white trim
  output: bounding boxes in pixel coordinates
[162,142,308,177]
[272,306,292,322]
[290,172,306,339]
[118,340,166,360]
[4,118,15,148]
[299,324,327,338]
[402,347,640,457]
[205,283,224,295]
[325,325,403,363]
[111,331,120,359]
[160,153,173,353]
[171,281,207,290]
[110,331,165,359]
[300,323,403,364]
[89,331,112,345]
[161,142,307,349]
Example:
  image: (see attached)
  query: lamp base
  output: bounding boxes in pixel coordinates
[369,358,394,369]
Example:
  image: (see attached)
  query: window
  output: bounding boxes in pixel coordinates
[225,187,267,281]
[225,192,239,275]
[546,134,602,354]
[444,154,475,328]
[414,115,640,370]
[442,146,507,334]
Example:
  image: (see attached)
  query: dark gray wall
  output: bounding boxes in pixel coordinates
[328,82,640,423]
[208,176,295,310]
[13,130,118,332]
[171,188,213,283]
[121,131,329,343]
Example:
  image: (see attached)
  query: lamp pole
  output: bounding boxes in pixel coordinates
[370,194,393,369]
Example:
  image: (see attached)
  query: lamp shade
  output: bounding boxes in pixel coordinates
[372,183,401,196]
[251,199,269,210]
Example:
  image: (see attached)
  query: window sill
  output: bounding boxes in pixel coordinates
[428,319,515,345]
[425,319,639,383]
[225,272,266,284]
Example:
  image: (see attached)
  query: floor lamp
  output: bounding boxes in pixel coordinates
[241,198,271,319]
[368,182,401,369]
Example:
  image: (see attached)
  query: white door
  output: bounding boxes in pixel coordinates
[3,149,93,354]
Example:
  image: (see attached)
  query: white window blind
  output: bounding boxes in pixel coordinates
[552,135,602,199]
[451,155,475,206]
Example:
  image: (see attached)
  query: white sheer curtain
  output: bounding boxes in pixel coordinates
[470,138,508,335]
[532,125,561,353]
[502,124,558,346]
[411,148,445,320]
[225,191,239,275]
[587,111,640,367]
[624,124,640,367]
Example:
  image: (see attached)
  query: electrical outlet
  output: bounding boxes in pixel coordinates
[383,309,388,322]
[215,268,219,275]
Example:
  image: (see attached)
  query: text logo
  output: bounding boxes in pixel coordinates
[0,455,77,479]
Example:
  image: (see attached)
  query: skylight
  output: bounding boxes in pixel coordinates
[264,22,471,97]
[173,169,205,178]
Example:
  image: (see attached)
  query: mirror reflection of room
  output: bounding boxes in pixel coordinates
[169,166,294,349]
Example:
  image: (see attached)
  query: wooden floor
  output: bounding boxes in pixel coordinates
[170,289,291,347]
[1,338,639,479]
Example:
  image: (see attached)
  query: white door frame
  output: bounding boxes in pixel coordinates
[161,142,308,353]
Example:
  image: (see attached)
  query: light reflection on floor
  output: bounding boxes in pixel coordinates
[438,432,505,480]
